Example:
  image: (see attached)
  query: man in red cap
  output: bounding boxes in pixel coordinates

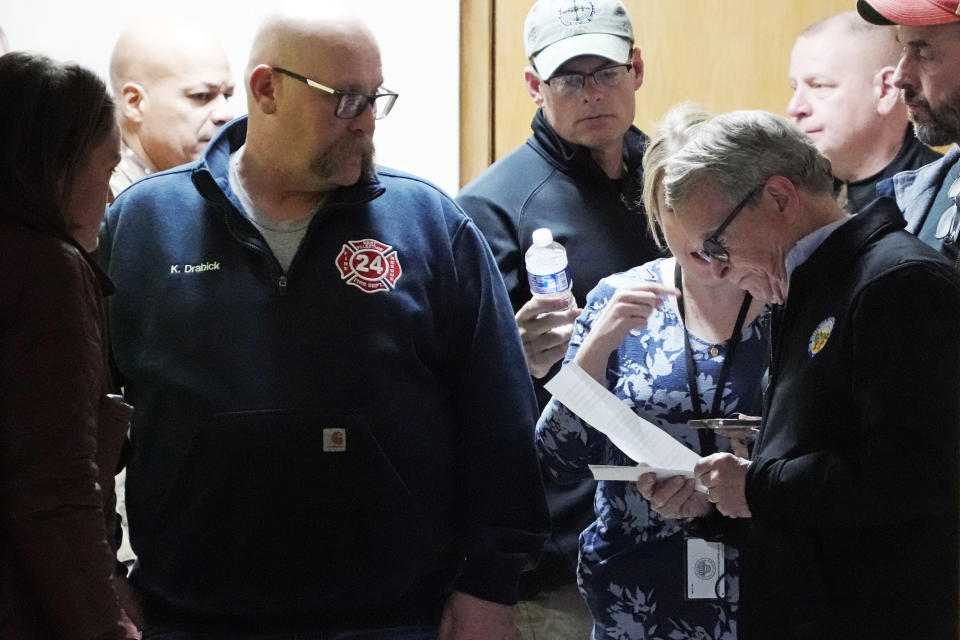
[858,0,960,267]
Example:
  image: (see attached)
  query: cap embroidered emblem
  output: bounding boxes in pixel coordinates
[336,238,402,293]
[808,317,835,357]
[558,0,596,26]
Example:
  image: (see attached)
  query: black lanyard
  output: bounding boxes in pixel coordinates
[674,262,752,455]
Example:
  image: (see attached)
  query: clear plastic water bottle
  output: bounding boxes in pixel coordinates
[525,227,576,309]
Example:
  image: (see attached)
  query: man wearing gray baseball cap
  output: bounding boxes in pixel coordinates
[457,1,660,634]
[858,0,960,268]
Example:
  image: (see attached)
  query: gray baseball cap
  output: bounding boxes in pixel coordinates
[524,0,634,80]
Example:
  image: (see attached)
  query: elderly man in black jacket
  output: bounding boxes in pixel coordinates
[640,109,959,639]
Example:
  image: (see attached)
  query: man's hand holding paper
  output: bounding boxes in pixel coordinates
[694,453,752,518]
[636,473,712,520]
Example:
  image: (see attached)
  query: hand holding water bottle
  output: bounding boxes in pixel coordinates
[516,228,580,378]
[525,227,575,309]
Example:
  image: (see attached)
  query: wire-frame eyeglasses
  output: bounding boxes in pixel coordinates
[544,62,633,96]
[697,186,763,264]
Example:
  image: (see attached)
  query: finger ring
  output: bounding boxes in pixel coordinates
[707,489,718,504]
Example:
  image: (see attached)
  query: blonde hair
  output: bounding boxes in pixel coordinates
[641,102,711,249]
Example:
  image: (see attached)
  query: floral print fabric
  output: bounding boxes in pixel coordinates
[536,259,768,640]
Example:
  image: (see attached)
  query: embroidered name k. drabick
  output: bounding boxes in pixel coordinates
[170,261,221,275]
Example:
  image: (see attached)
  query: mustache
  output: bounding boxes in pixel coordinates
[901,87,929,110]
[311,134,375,179]
[328,134,375,162]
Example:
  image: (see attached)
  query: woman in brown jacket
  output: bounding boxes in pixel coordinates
[0,51,139,639]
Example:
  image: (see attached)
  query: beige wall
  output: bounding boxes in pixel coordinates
[5,0,462,196]
[461,0,853,187]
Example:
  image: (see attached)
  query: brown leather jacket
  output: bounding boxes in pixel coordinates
[0,218,134,639]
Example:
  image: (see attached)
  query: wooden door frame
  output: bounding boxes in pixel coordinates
[459,0,859,190]
[460,0,495,189]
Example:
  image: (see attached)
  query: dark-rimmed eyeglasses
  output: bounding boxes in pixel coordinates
[935,176,960,245]
[272,67,398,120]
[698,186,763,263]
[544,62,633,96]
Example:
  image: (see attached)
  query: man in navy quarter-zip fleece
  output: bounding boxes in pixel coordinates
[101,10,548,639]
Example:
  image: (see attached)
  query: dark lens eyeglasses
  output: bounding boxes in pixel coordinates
[935,176,960,245]
[697,186,763,264]
[272,67,398,120]
[545,62,633,95]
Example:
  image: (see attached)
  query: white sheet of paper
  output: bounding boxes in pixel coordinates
[588,464,694,482]
[546,363,705,491]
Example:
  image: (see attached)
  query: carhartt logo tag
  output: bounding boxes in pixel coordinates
[169,261,221,275]
[323,428,346,452]
[335,238,402,293]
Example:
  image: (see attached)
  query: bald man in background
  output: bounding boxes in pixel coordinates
[788,11,940,212]
[106,17,235,568]
[108,17,234,198]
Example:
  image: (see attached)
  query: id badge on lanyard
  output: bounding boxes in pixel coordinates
[685,537,725,600]
[675,262,742,602]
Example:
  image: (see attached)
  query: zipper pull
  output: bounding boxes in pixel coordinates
[278,275,288,296]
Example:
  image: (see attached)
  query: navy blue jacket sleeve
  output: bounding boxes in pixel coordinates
[446,218,550,604]
[455,190,526,312]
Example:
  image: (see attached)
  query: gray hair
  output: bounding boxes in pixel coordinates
[641,102,711,249]
[663,110,834,211]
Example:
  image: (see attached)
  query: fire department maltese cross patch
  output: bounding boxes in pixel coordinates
[336,238,402,293]
[808,317,835,357]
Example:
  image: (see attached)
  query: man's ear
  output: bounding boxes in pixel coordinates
[874,66,901,116]
[524,66,545,106]
[764,175,801,224]
[249,64,279,115]
[631,47,644,91]
[120,82,146,124]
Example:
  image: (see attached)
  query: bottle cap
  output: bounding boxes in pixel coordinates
[531,227,554,246]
